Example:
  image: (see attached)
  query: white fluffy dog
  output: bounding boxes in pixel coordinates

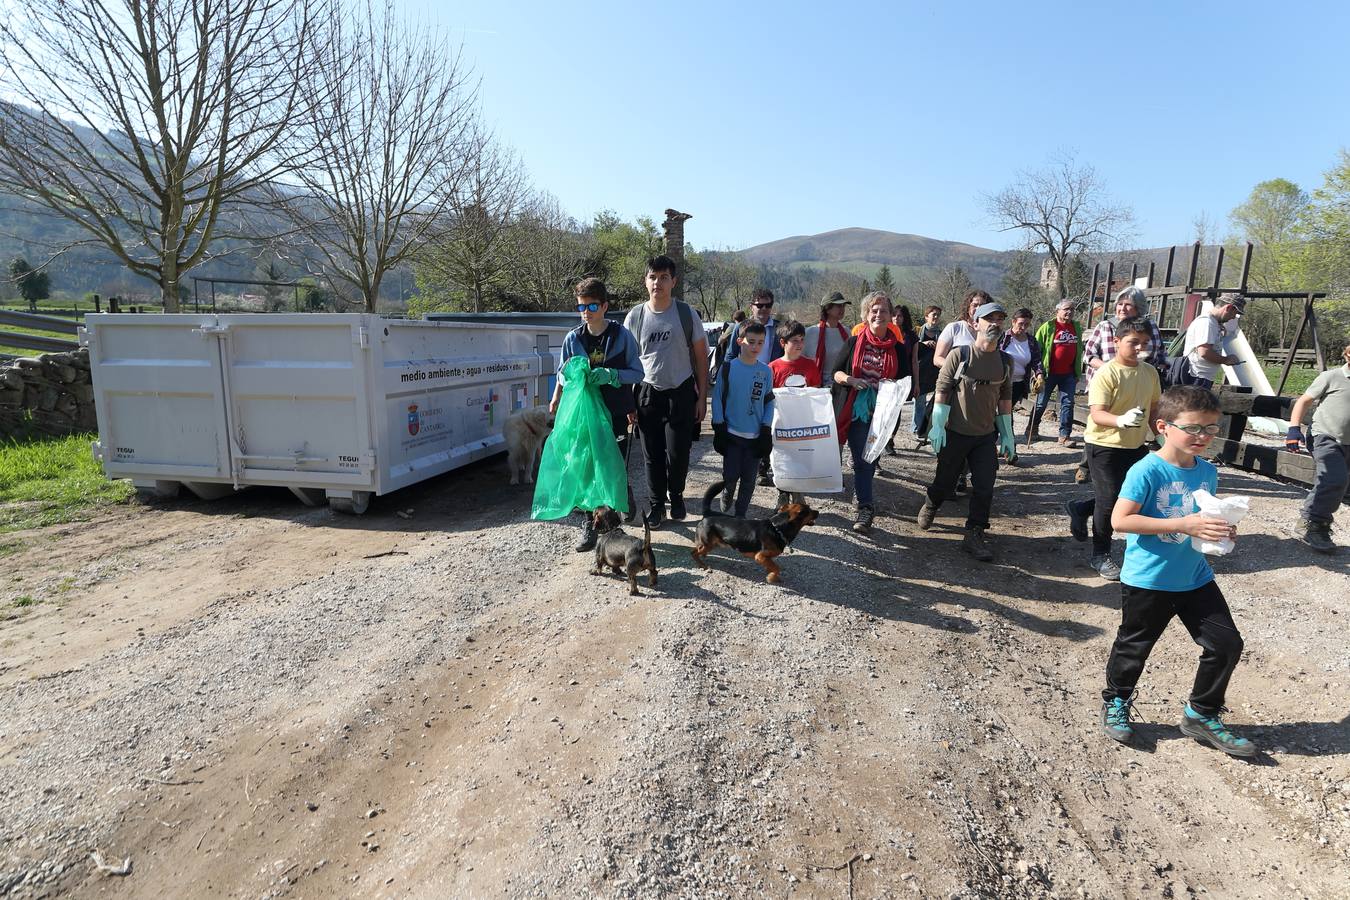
[503,406,554,484]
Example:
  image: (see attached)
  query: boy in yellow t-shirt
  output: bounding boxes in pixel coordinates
[1066,318,1162,580]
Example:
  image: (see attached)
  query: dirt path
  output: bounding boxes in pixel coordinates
[1,425,1347,898]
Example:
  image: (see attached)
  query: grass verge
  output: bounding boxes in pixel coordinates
[0,433,133,532]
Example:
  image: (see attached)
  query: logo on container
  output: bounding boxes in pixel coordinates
[407,403,420,436]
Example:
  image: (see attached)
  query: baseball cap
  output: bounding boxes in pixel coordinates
[1218,292,1247,312]
[975,301,1006,320]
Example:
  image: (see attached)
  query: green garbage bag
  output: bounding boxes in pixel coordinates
[531,355,628,519]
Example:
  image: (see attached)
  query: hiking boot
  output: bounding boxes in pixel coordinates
[1074,465,1090,485]
[1091,553,1121,581]
[852,504,874,535]
[1179,705,1257,758]
[645,502,665,528]
[669,495,687,521]
[574,515,597,553]
[955,475,968,495]
[1300,519,1336,554]
[916,502,936,531]
[886,439,898,456]
[1101,696,1135,744]
[1066,499,1089,543]
[962,527,994,562]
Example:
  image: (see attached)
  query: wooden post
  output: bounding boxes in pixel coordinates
[1276,303,1310,396]
[1239,241,1253,294]
[1163,246,1176,288]
[1210,245,1225,292]
[1307,293,1326,370]
[1185,242,1201,291]
[1146,261,1155,288]
[1087,263,1100,317]
[94,294,101,313]
[1129,261,1138,284]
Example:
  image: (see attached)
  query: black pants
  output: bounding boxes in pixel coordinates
[1103,581,1243,717]
[721,434,761,517]
[1072,443,1148,556]
[635,377,697,505]
[925,430,997,529]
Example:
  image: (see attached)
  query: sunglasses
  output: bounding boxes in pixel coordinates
[752,302,773,309]
[576,302,602,312]
[1165,421,1221,436]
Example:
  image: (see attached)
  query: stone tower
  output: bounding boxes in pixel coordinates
[662,209,693,300]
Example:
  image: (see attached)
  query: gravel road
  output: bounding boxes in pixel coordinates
[1,421,1347,899]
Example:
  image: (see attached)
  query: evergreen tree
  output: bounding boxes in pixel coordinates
[874,264,896,296]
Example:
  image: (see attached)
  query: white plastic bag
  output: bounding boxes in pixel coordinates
[769,386,842,494]
[1190,489,1250,556]
[863,377,911,463]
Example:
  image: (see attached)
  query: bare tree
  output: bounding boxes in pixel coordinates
[273,0,477,312]
[0,0,326,310]
[506,192,590,311]
[985,153,1134,298]
[413,135,526,312]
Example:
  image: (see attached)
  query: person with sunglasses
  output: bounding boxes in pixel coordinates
[551,277,643,549]
[1100,386,1255,758]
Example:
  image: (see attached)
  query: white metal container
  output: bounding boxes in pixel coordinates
[82,313,567,512]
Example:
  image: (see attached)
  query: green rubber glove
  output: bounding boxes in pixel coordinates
[586,367,620,387]
[996,413,1017,461]
[928,403,951,455]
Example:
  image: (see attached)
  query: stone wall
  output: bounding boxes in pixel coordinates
[0,349,98,439]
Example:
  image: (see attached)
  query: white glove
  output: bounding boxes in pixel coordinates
[1115,406,1145,428]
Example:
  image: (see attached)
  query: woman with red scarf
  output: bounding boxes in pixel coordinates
[828,292,911,534]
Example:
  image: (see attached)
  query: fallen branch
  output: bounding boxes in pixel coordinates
[89,851,132,876]
[799,852,864,900]
[362,549,408,558]
[143,774,202,786]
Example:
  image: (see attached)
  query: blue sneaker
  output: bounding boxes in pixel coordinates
[1101,696,1134,744]
[1179,704,1257,758]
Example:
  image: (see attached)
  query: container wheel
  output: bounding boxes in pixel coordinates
[328,490,372,515]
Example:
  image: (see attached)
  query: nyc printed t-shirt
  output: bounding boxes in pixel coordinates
[1118,452,1218,591]
[623,301,706,390]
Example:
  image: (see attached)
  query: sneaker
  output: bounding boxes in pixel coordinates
[720,491,734,514]
[669,495,687,521]
[1179,704,1257,758]
[1091,553,1121,581]
[885,440,898,456]
[852,504,874,534]
[1300,520,1336,554]
[916,502,936,531]
[962,527,994,562]
[1101,696,1135,744]
[955,476,968,495]
[1074,465,1090,485]
[645,502,665,528]
[1066,500,1089,543]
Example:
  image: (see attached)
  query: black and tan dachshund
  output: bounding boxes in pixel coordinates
[691,480,818,583]
[590,507,657,596]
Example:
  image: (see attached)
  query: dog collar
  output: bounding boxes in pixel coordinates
[767,520,793,553]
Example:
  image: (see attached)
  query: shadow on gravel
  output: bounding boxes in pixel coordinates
[1218,533,1350,576]
[652,568,786,622]
[1249,712,1350,757]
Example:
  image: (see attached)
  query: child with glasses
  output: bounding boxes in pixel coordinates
[552,278,644,549]
[1100,386,1256,758]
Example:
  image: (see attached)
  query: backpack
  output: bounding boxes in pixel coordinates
[953,344,1013,389]
[630,299,699,374]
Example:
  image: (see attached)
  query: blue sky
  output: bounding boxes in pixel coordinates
[415,0,1349,252]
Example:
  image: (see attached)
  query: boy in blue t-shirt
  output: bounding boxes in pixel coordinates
[711,322,775,517]
[1101,386,1256,757]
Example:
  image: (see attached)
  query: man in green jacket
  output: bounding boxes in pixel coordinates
[1031,298,1083,445]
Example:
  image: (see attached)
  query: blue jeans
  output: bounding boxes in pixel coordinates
[1034,372,1077,437]
[720,434,760,517]
[846,418,878,506]
[911,392,930,435]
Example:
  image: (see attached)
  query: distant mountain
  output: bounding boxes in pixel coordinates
[738,227,1014,291]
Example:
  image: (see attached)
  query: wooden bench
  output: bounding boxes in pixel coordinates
[1265,347,1318,367]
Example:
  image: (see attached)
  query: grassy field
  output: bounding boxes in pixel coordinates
[0,433,132,533]
[1261,363,1319,396]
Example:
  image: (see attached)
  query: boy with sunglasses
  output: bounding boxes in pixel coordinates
[551,278,643,549]
[1100,386,1256,758]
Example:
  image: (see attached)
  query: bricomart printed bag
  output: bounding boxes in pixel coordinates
[770,385,843,494]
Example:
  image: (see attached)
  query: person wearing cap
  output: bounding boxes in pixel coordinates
[805,292,851,380]
[1180,292,1246,390]
[1032,298,1084,445]
[916,300,1017,561]
[1075,286,1170,482]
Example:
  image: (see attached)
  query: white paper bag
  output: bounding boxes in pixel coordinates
[863,377,911,463]
[1190,489,1250,556]
[769,386,842,493]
